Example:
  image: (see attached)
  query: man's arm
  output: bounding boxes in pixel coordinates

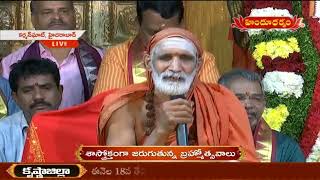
[105,106,172,146]
[2,56,16,79]
[93,46,128,96]
[0,77,20,115]
[106,106,172,146]
[106,105,136,145]
[1,45,29,79]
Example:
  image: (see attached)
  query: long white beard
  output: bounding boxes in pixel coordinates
[152,69,197,96]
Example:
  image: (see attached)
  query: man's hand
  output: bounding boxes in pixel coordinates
[156,98,194,133]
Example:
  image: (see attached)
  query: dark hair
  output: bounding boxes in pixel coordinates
[136,1,184,25]
[9,58,61,92]
[30,0,74,15]
[218,68,264,90]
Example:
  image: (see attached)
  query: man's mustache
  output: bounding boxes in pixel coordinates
[49,20,65,26]
[245,108,257,116]
[30,101,52,109]
[161,72,186,82]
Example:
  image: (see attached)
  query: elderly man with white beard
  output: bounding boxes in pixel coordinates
[98,28,258,162]
[21,28,258,162]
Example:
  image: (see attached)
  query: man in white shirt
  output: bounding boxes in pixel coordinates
[0,58,63,162]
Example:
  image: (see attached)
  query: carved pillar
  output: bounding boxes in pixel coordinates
[88,1,137,50]
[0,1,21,58]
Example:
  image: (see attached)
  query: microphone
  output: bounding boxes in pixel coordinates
[170,95,188,146]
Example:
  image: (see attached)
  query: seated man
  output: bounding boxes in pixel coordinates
[218,69,305,162]
[2,1,103,109]
[98,28,257,162]
[0,77,20,118]
[0,59,63,162]
[93,0,220,95]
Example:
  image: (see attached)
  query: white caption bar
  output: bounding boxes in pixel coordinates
[0,30,85,40]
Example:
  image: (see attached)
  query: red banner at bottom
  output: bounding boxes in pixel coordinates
[1,162,320,179]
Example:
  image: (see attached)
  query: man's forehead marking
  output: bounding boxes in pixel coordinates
[152,37,198,56]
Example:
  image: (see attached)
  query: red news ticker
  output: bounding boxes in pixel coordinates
[40,40,79,48]
[77,146,242,161]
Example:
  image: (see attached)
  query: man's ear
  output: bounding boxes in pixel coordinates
[12,91,20,107]
[143,52,152,72]
[59,85,64,94]
[58,85,63,103]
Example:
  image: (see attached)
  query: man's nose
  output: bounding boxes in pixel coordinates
[52,11,61,20]
[33,87,44,100]
[168,58,182,72]
[243,98,253,108]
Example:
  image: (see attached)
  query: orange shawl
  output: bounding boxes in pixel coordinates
[98,81,258,162]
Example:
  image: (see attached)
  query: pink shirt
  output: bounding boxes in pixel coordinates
[2,43,104,109]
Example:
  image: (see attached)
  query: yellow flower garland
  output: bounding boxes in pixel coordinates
[252,37,300,69]
[262,104,289,131]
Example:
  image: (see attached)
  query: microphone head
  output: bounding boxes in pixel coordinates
[170,94,185,100]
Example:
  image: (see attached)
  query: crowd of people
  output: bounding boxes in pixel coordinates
[0,1,306,162]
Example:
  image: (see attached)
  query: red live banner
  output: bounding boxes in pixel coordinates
[231,15,305,31]
[40,40,79,48]
[76,146,242,161]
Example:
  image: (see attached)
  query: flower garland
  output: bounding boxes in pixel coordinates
[300,66,320,157]
[306,135,320,162]
[261,51,305,75]
[308,17,320,54]
[298,0,320,159]
[262,71,304,98]
[252,37,300,69]
[301,1,320,54]
[248,1,319,143]
[244,1,293,17]
[262,104,289,131]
